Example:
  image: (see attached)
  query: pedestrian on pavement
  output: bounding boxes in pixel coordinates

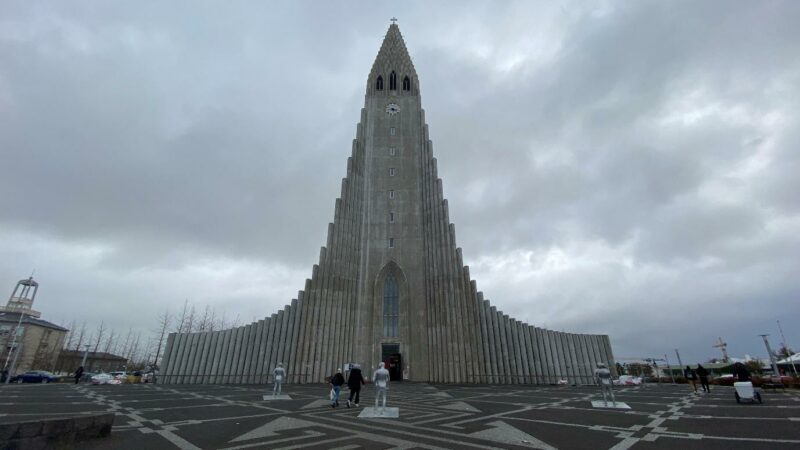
[74,366,84,384]
[696,364,710,393]
[346,364,365,408]
[330,368,345,408]
[684,365,698,393]
[732,362,751,382]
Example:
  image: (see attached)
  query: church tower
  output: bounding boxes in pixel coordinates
[160,23,615,385]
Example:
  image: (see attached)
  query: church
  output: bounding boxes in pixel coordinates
[160,23,615,385]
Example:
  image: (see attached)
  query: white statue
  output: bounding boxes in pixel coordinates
[594,363,616,407]
[372,362,390,414]
[272,363,286,396]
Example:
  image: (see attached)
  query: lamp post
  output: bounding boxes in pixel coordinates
[777,320,798,377]
[664,354,675,383]
[81,344,90,368]
[759,334,780,378]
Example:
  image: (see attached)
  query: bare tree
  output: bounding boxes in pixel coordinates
[152,311,171,371]
[196,305,212,332]
[119,328,133,359]
[175,299,189,333]
[63,319,77,350]
[184,304,196,333]
[73,322,88,351]
[92,322,106,353]
[103,329,116,354]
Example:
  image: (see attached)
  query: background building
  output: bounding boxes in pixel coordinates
[56,350,128,374]
[1,277,67,375]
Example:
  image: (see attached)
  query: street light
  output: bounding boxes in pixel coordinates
[81,344,90,368]
[759,335,780,378]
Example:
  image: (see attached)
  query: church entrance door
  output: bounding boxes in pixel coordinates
[381,343,403,381]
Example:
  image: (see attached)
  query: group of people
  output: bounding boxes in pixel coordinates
[272,361,391,410]
[682,364,712,393]
[328,362,390,409]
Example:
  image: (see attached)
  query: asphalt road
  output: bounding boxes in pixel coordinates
[1,382,798,449]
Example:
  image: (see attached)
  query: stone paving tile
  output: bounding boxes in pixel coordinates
[1,382,799,449]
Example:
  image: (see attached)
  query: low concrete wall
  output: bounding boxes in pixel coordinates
[0,413,114,450]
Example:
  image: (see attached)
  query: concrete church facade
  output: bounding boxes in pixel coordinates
[160,23,614,385]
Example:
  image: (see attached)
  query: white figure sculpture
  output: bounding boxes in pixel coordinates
[372,362,390,415]
[594,363,616,407]
[272,363,286,397]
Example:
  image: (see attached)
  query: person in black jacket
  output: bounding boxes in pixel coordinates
[732,362,751,382]
[74,366,84,384]
[696,364,710,392]
[683,365,698,394]
[330,369,345,408]
[346,364,365,408]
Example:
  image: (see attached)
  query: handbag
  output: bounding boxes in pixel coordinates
[329,388,335,400]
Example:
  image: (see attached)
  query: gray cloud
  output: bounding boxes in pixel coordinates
[1,0,798,364]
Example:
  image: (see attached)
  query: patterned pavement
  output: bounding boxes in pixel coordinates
[1,382,799,449]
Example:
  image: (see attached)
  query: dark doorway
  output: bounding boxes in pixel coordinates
[381,343,403,381]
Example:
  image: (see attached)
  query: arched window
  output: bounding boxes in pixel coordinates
[383,274,399,337]
[389,71,397,90]
[402,76,410,91]
[376,76,384,90]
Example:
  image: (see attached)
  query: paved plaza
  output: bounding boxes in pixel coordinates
[1,382,799,449]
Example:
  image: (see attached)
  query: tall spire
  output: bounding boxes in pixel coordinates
[367,22,419,95]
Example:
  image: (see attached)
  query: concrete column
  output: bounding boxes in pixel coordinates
[201,331,220,385]
[275,308,290,373]
[285,300,300,383]
[175,333,194,384]
[237,325,253,384]
[246,320,263,384]
[223,327,241,384]
[526,326,541,384]
[503,315,519,383]
[167,333,186,385]
[242,322,259,384]
[263,314,279,381]
[546,330,561,381]
[534,328,549,383]
[481,299,497,384]
[192,332,211,384]
[566,334,579,385]
[292,286,310,383]
[518,322,532,384]
[286,295,305,383]
[160,333,176,384]
[476,292,491,384]
[579,334,593,384]
[496,311,511,383]
[255,318,272,384]
[212,329,231,384]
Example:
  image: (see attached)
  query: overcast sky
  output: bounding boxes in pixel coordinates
[1,1,798,365]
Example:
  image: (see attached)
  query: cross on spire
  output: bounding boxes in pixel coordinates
[390,17,398,24]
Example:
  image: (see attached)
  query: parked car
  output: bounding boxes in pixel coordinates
[11,370,59,384]
[91,373,115,385]
[614,375,643,386]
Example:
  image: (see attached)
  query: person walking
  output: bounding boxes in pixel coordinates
[696,364,710,393]
[329,368,345,408]
[74,366,84,385]
[683,365,698,394]
[346,364,365,408]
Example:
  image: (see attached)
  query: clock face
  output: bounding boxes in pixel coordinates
[386,103,400,116]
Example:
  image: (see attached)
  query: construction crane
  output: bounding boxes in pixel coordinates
[713,337,729,362]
